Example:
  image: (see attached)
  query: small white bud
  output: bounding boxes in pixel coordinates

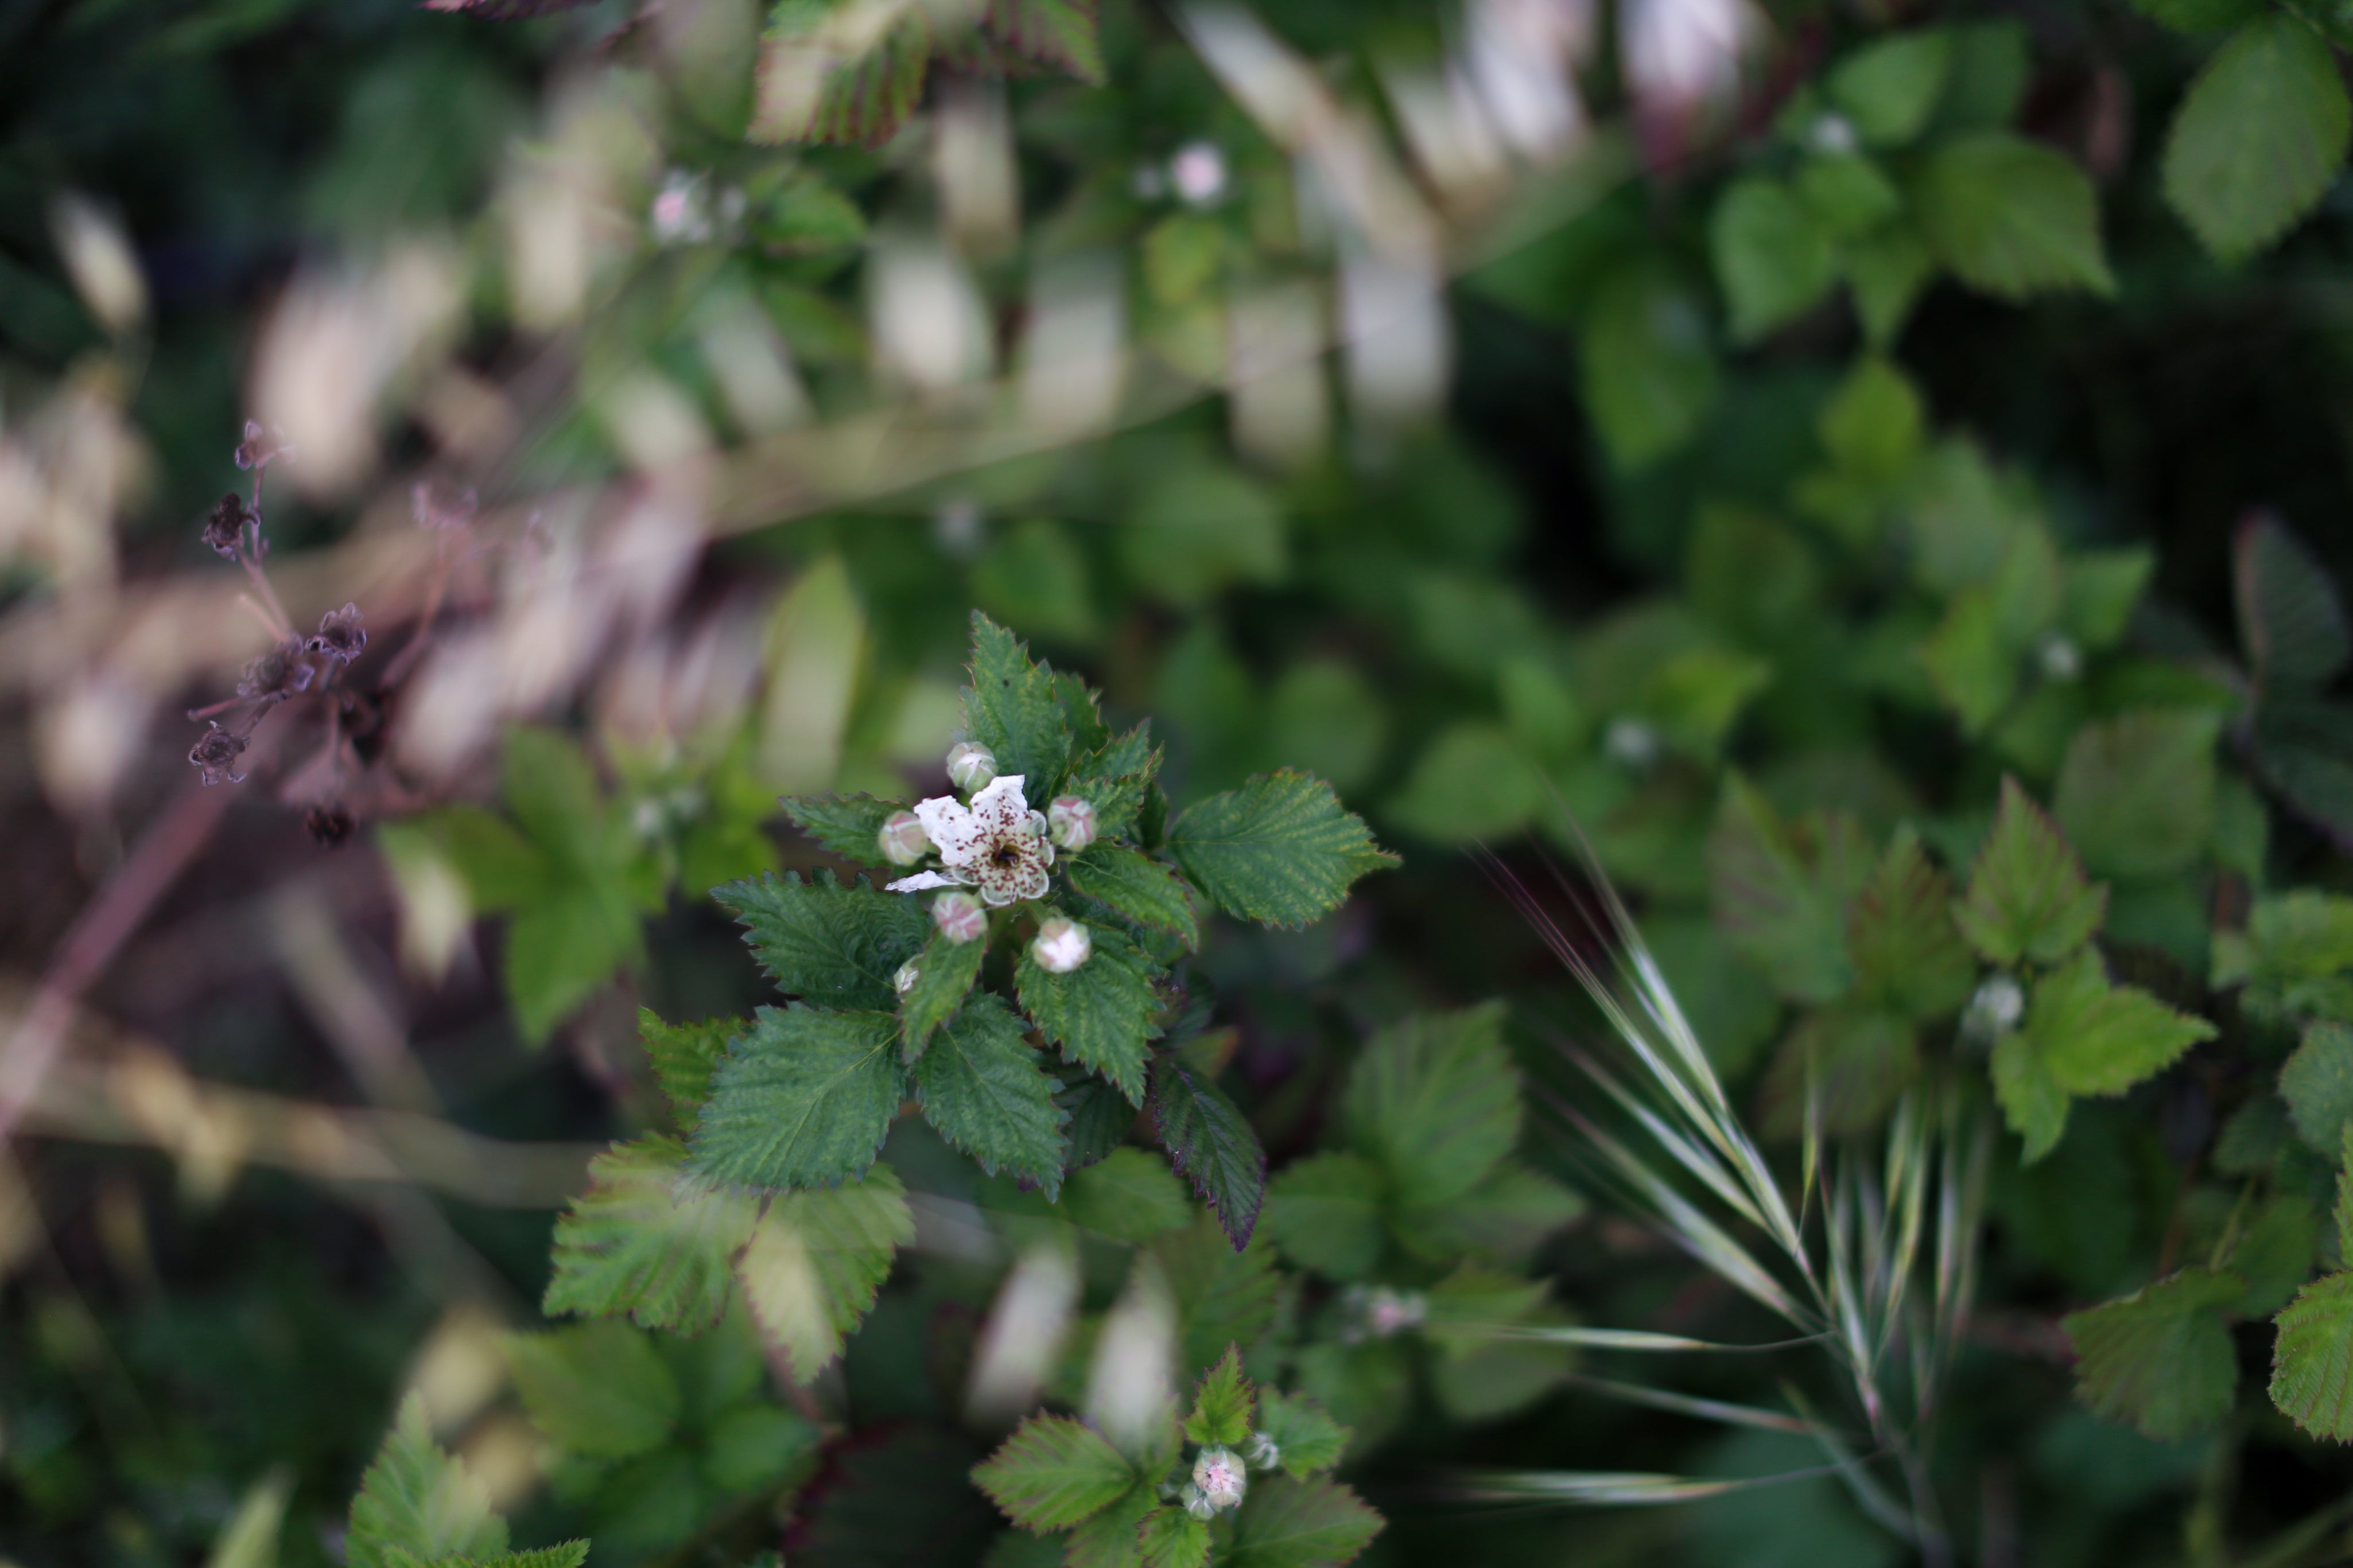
[1247,1431,1281,1470]
[1182,1484,1214,1522]
[1809,112,1858,155]
[1603,717,1661,771]
[1192,1447,1247,1511]
[1971,974,2025,1033]
[933,892,988,944]
[948,741,998,792]
[1170,141,1228,206]
[1048,795,1097,852]
[879,810,931,866]
[893,959,921,997]
[2037,632,2083,683]
[1339,1283,1428,1343]
[1032,917,1092,974]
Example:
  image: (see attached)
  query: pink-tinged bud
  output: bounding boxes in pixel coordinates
[1047,795,1097,851]
[1247,1431,1281,1470]
[879,810,931,866]
[933,892,987,944]
[946,741,997,792]
[1191,1448,1247,1511]
[1031,917,1091,974]
[893,959,921,996]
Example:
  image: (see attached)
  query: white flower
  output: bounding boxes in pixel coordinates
[1170,141,1227,205]
[879,810,931,866]
[948,740,998,792]
[1048,795,1098,852]
[1191,1447,1247,1511]
[1032,916,1092,974]
[933,891,988,944]
[892,775,1056,906]
[893,959,922,995]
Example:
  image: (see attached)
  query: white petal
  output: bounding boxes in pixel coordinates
[969,773,1030,832]
[888,870,959,893]
[913,795,983,866]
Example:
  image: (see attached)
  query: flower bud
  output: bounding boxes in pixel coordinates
[893,959,922,996]
[1047,795,1097,852]
[1191,1448,1247,1512]
[1970,974,2025,1033]
[1247,1431,1281,1471]
[947,741,997,792]
[879,810,931,866]
[1031,917,1092,974]
[1181,1485,1213,1522]
[933,891,987,944]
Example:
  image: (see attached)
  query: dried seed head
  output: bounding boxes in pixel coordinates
[946,740,997,793]
[933,891,988,944]
[1031,917,1092,974]
[308,602,367,664]
[879,810,932,866]
[237,641,314,700]
[1047,795,1097,852]
[234,419,295,471]
[189,723,250,786]
[202,493,254,559]
[1191,1448,1247,1511]
[305,805,356,846]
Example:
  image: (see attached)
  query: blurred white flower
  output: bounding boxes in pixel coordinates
[1171,141,1229,206]
[1032,917,1092,974]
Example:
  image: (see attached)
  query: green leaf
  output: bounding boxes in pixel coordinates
[2282,1022,2353,1153]
[1912,133,2113,299]
[507,1321,680,1458]
[981,0,1106,84]
[1384,722,1546,842]
[1706,777,1870,1003]
[974,518,1101,645]
[1818,355,1925,484]
[965,609,1075,789]
[1185,1343,1256,1447]
[737,1165,915,1382]
[1151,1056,1267,1250]
[2272,1270,2353,1438]
[2238,514,2352,686]
[2133,0,2264,30]
[2028,950,2216,1097]
[1762,1006,1920,1138]
[1393,1161,1585,1266]
[1952,777,2108,967]
[2061,547,2156,651]
[2062,1267,2242,1441]
[752,1,929,146]
[347,1395,507,1568]
[1066,726,1160,841]
[1796,153,1904,239]
[781,793,907,865]
[2231,1192,2319,1317]
[1992,1028,2070,1162]
[1846,224,1935,347]
[1118,462,1288,609]
[689,1006,904,1191]
[1136,1507,1210,1568]
[413,1546,592,1568]
[1263,1153,1388,1281]
[1847,830,1977,1021]
[1828,29,1952,146]
[1068,1484,1160,1568]
[917,994,1068,1197]
[1157,1217,1284,1380]
[900,929,988,1060]
[972,1415,1138,1531]
[1063,1147,1193,1242]
[716,870,931,1011]
[640,1009,738,1128]
[1017,927,1166,1106]
[1061,1073,1135,1172]
[1065,843,1201,948]
[1341,1002,1521,1207]
[505,893,640,1046]
[544,1135,756,1331]
[1255,1392,1348,1478]
[1167,771,1397,929]
[1710,176,1838,341]
[1228,1476,1384,1568]
[2053,711,2223,880]
[1576,263,1721,470]
[2164,17,2351,260]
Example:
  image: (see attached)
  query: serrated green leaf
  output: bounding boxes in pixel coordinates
[1136,1507,1210,1568]
[1156,1216,1283,1379]
[2232,1192,2319,1317]
[1254,1391,1348,1478]
[983,0,1105,84]
[2282,1022,2353,1154]
[1263,1153,1387,1281]
[1912,133,2113,299]
[1710,176,1837,342]
[716,870,931,1010]
[1228,1476,1384,1568]
[430,1545,592,1568]
[1065,843,1199,948]
[2245,893,2353,985]
[1385,722,1545,842]
[1167,771,1396,929]
[1151,1056,1267,1250]
[737,1164,914,1382]
[1394,1160,1585,1266]
[1952,777,2108,966]
[1991,1028,2069,1162]
[781,793,908,865]
[1016,925,1163,1106]
[2029,949,2216,1096]
[1184,1343,1255,1447]
[1061,1073,1134,1172]
[348,1395,507,1568]
[2053,710,2224,880]
[2063,1267,2242,1441]
[2061,547,2155,649]
[508,1320,680,1458]
[2238,514,2352,687]
[1063,1147,1193,1242]
[2272,1269,2353,1438]
[1762,1006,1920,1138]
[1577,263,1721,470]
[1341,1002,1520,1207]
[753,1,929,146]
[1706,777,1870,1003]
[1068,1483,1159,1568]
[544,1135,756,1331]
[965,610,1074,792]
[918,993,1068,1197]
[505,891,642,1046]
[2164,17,2351,261]
[1828,29,1952,146]
[689,1005,904,1191]
[640,1009,739,1128]
[901,928,988,1060]
[1847,830,1977,1021]
[972,1416,1138,1531]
